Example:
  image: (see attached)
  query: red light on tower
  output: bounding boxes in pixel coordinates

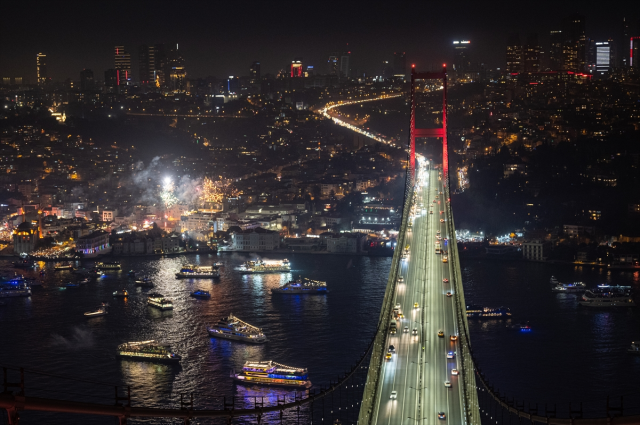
[412,64,416,68]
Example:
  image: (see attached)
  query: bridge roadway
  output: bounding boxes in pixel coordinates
[372,164,464,425]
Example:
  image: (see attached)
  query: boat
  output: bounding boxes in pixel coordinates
[551,282,586,293]
[113,289,128,297]
[0,283,32,298]
[271,277,327,294]
[135,276,154,288]
[190,290,211,299]
[466,305,512,318]
[176,264,219,279]
[508,322,532,332]
[96,261,121,271]
[207,314,267,343]
[54,264,73,271]
[79,278,90,284]
[116,340,181,363]
[147,293,173,310]
[128,270,136,277]
[236,259,291,274]
[579,285,635,307]
[64,283,80,288]
[233,361,311,388]
[84,303,109,317]
[13,258,35,269]
[629,342,640,355]
[550,276,559,285]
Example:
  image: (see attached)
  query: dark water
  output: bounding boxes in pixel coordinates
[2,256,640,423]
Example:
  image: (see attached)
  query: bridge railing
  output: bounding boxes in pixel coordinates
[444,178,482,425]
[357,168,415,425]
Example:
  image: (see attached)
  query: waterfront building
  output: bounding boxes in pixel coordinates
[522,240,550,261]
[231,227,280,251]
[326,233,365,253]
[76,230,112,258]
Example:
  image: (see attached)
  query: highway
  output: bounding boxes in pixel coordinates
[371,161,465,425]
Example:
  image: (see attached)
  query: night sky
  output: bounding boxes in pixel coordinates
[2,0,638,82]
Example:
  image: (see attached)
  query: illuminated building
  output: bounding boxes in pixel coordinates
[562,14,586,72]
[104,69,117,93]
[114,45,131,87]
[80,69,94,91]
[76,230,112,258]
[393,52,406,78]
[291,57,303,77]
[36,53,47,85]
[13,222,38,255]
[632,37,640,68]
[328,54,339,75]
[595,41,611,76]
[139,44,156,85]
[227,76,239,94]
[249,61,261,83]
[339,52,351,78]
[620,18,630,67]
[549,30,563,70]
[523,34,540,73]
[452,41,471,73]
[167,44,186,92]
[506,34,523,73]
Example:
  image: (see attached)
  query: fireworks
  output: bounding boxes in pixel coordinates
[161,177,178,207]
[199,177,239,207]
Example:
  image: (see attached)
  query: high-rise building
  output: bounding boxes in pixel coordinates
[104,69,118,92]
[139,45,156,85]
[632,37,640,68]
[80,69,94,91]
[114,46,131,87]
[166,44,186,92]
[153,44,167,88]
[393,52,406,78]
[549,30,563,70]
[524,34,540,73]
[249,61,261,83]
[506,34,523,73]
[595,41,612,76]
[36,53,47,85]
[620,18,630,67]
[562,14,586,71]
[328,54,339,75]
[452,40,471,75]
[339,52,351,78]
[291,57,303,77]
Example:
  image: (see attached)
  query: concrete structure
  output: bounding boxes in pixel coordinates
[522,239,550,261]
[12,222,38,254]
[76,230,112,258]
[326,233,365,253]
[231,227,280,251]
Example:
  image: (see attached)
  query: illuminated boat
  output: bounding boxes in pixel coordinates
[236,259,291,274]
[147,293,173,310]
[207,314,267,343]
[96,261,121,271]
[466,305,511,318]
[54,264,73,270]
[190,290,211,299]
[551,281,586,293]
[233,361,311,388]
[84,303,108,317]
[271,277,327,294]
[116,340,181,363]
[175,264,219,279]
[0,281,31,298]
[113,289,128,297]
[135,276,154,288]
[579,285,635,307]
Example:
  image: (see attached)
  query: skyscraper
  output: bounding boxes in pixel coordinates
[249,61,261,83]
[36,53,47,85]
[139,45,156,85]
[523,34,540,73]
[328,54,339,75]
[632,37,640,68]
[505,34,523,73]
[166,44,186,92]
[452,41,471,74]
[595,41,612,76]
[562,14,586,72]
[114,46,131,87]
[104,69,118,92]
[291,57,303,77]
[339,52,351,78]
[80,69,94,91]
[393,52,406,78]
[549,30,563,70]
[620,18,630,67]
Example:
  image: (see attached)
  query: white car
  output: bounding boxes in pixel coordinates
[451,369,459,376]
[390,390,397,399]
[403,326,409,333]
[444,381,452,388]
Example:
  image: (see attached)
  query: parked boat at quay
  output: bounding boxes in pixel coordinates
[271,277,327,294]
[208,314,267,343]
[116,340,181,363]
[233,361,311,388]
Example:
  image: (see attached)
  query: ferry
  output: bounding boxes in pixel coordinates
[147,293,173,310]
[116,340,181,363]
[0,283,32,298]
[96,261,121,271]
[113,289,128,297]
[207,314,267,343]
[271,277,327,294]
[54,264,73,271]
[175,264,219,279]
[233,361,311,388]
[466,305,512,318]
[13,258,35,269]
[135,276,154,288]
[190,290,211,299]
[551,282,586,293]
[629,342,640,355]
[579,285,635,307]
[236,259,291,274]
[84,303,108,317]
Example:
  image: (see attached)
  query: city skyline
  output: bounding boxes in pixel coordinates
[2,1,638,82]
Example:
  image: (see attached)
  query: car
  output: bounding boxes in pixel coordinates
[442,278,449,283]
[438,331,444,338]
[451,369,459,376]
[438,412,446,420]
[442,256,448,263]
[450,335,458,341]
[404,326,409,333]
[440,219,445,223]
[430,211,433,214]
[444,381,452,388]
[395,303,401,310]
[414,302,419,308]
[447,351,455,359]
[440,210,444,214]
[399,313,404,319]
[446,292,452,297]
[398,276,404,284]
[385,352,392,360]
[390,390,397,399]
[412,328,418,335]
[388,345,396,352]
